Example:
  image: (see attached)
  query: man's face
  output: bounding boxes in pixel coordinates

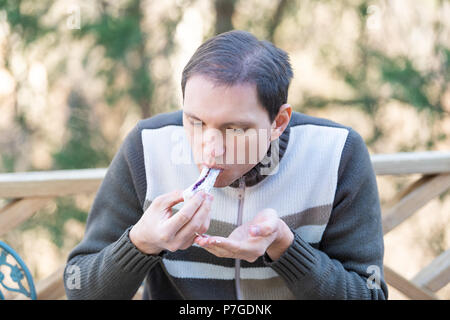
[182,75,276,188]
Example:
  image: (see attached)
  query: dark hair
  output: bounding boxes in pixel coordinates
[181,30,293,123]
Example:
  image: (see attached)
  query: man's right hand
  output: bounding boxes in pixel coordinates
[129,189,213,255]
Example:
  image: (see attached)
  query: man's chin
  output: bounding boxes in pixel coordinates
[213,179,229,188]
[213,174,238,188]
[213,174,243,188]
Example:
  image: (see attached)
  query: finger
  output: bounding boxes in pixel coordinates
[197,236,240,254]
[202,246,232,259]
[194,234,212,247]
[249,219,279,237]
[193,234,208,244]
[153,190,184,210]
[176,194,213,240]
[165,191,206,233]
[196,238,234,258]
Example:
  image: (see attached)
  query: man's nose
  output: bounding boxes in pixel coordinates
[203,134,225,166]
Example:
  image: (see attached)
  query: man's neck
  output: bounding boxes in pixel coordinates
[229,123,291,188]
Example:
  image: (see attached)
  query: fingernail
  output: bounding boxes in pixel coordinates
[250,225,260,236]
[197,191,206,199]
[214,239,221,244]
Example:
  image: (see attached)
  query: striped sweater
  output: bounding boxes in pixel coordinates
[64,110,388,300]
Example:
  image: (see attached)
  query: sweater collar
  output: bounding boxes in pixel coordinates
[228,123,291,188]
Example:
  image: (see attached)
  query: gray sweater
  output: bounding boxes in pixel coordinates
[64,110,388,300]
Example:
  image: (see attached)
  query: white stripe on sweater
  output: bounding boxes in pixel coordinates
[295,224,327,244]
[162,259,279,280]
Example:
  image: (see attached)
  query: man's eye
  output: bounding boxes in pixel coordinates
[190,120,203,126]
[228,128,247,134]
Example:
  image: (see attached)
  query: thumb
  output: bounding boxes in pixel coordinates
[154,189,184,210]
[249,219,278,237]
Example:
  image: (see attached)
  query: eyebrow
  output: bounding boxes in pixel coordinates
[184,111,254,128]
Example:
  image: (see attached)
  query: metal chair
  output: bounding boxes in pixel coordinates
[0,241,36,300]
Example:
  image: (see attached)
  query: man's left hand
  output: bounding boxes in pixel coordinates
[194,208,294,262]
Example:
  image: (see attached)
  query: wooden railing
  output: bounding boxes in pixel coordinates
[372,151,450,299]
[0,151,449,299]
[0,169,106,300]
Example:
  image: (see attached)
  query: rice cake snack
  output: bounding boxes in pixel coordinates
[183,167,222,201]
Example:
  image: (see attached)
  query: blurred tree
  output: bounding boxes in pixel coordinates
[299,0,450,150]
[74,0,191,119]
[0,0,57,172]
[52,89,110,170]
[211,0,294,41]
[265,0,288,42]
[214,0,236,34]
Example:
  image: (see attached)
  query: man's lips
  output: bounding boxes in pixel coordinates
[202,164,225,171]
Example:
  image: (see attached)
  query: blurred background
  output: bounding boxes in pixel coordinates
[0,0,449,299]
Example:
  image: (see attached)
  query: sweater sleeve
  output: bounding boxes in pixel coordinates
[63,124,162,300]
[263,128,389,300]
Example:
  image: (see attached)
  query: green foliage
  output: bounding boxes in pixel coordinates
[18,197,87,249]
[1,154,15,173]
[0,0,55,44]
[378,54,436,112]
[47,90,110,248]
[74,7,144,61]
[301,0,449,148]
[52,90,111,170]
[73,0,155,117]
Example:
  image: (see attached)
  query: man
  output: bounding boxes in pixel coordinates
[64,30,388,299]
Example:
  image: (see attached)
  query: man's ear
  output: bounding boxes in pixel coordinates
[270,104,292,141]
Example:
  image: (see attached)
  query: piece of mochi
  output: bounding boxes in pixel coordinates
[182,167,222,201]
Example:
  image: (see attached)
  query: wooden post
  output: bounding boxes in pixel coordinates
[382,173,450,234]
[412,249,450,292]
[0,197,53,236]
[384,265,438,300]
